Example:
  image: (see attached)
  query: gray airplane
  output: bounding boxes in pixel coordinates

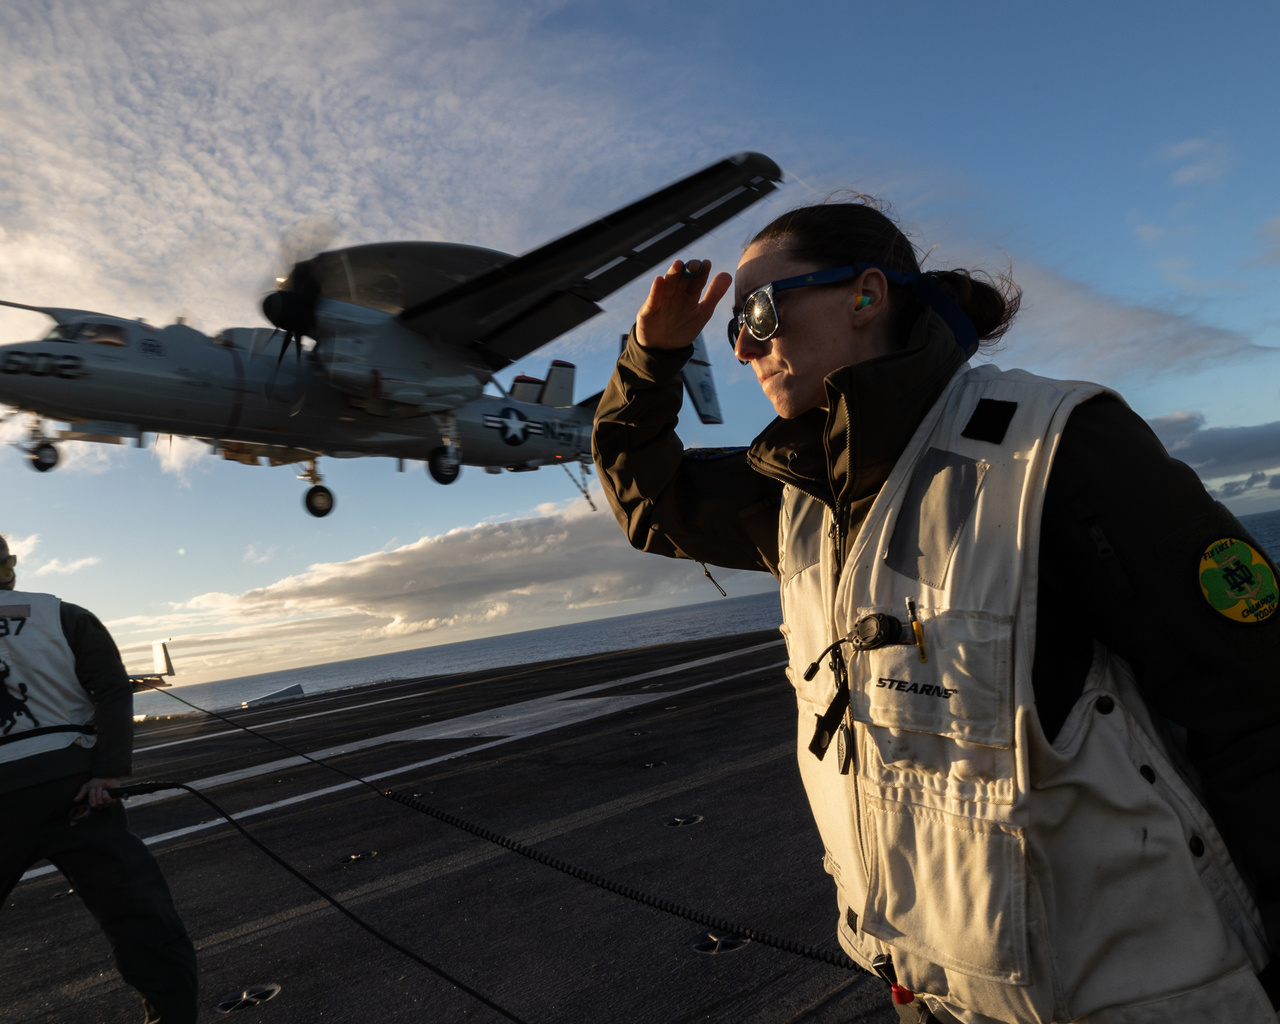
[0,153,779,515]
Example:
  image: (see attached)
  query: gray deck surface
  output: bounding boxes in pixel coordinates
[3,630,897,1024]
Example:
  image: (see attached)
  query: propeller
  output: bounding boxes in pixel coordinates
[262,259,320,367]
[260,217,338,415]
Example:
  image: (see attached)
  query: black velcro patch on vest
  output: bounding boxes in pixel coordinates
[961,399,1018,444]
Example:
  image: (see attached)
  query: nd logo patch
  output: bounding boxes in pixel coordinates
[1199,537,1279,624]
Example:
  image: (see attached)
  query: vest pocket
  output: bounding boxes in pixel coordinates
[848,609,1015,802]
[851,608,1028,982]
[848,609,1013,748]
[862,796,1030,985]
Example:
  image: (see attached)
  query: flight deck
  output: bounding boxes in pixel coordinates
[4,631,895,1024]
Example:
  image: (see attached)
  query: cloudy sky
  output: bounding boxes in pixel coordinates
[2,0,1279,684]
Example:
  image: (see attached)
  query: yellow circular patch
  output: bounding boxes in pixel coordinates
[1198,537,1279,624]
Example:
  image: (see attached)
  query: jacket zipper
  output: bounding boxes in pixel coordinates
[832,417,873,893]
[752,419,873,896]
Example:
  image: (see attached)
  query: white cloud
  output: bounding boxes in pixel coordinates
[1,533,40,561]
[31,556,101,577]
[0,0,720,352]
[243,544,275,565]
[983,260,1262,383]
[56,440,125,476]
[1164,137,1230,186]
[108,496,772,683]
[154,435,212,482]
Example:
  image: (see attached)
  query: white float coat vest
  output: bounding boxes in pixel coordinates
[0,589,96,765]
[778,365,1274,1024]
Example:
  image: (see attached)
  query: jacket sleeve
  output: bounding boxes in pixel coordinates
[60,601,133,778]
[1035,394,1280,960]
[592,330,781,576]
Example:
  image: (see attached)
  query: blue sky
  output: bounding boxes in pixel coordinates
[2,0,1279,683]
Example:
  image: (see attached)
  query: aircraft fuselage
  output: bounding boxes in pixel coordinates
[0,316,593,473]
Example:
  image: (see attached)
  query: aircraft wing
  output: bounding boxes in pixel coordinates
[396,152,782,368]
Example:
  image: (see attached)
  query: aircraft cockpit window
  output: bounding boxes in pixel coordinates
[42,324,84,342]
[85,324,128,346]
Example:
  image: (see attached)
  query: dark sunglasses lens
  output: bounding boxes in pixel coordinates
[743,291,777,340]
[727,316,741,347]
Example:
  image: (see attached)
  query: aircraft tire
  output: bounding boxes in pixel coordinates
[304,484,335,517]
[30,443,59,473]
[428,447,460,485]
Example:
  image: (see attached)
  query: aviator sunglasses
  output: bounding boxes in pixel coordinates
[727,266,862,351]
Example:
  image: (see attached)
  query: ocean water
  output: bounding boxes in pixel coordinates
[134,590,784,718]
[1239,507,1280,561]
[137,506,1280,720]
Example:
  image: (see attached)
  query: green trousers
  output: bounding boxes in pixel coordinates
[0,773,198,1023]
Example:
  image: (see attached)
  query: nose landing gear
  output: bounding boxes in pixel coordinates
[30,442,59,473]
[427,413,461,485]
[298,459,334,517]
[22,419,59,472]
[427,445,460,485]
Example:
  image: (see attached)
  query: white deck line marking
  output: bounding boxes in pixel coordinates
[120,640,785,809]
[134,692,426,754]
[19,656,788,882]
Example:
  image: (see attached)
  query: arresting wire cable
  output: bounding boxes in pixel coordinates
[133,680,869,977]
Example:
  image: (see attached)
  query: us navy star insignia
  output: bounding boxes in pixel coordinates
[482,407,545,446]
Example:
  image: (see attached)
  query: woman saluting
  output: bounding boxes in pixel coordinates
[592,200,1278,1024]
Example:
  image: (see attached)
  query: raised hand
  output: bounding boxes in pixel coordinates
[635,259,732,351]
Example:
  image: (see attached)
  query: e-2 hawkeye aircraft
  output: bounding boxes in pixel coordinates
[0,152,780,515]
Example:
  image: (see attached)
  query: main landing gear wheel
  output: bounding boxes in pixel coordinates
[428,446,460,485]
[30,443,59,473]
[304,485,334,517]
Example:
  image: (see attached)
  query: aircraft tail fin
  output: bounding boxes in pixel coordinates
[616,332,723,424]
[128,639,176,692]
[680,333,723,425]
[539,360,575,406]
[152,639,175,677]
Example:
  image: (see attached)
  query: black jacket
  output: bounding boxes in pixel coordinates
[594,313,1280,978]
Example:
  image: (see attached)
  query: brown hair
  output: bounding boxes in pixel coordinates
[751,197,1020,349]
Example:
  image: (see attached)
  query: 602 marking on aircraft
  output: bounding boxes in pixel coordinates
[0,153,778,515]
